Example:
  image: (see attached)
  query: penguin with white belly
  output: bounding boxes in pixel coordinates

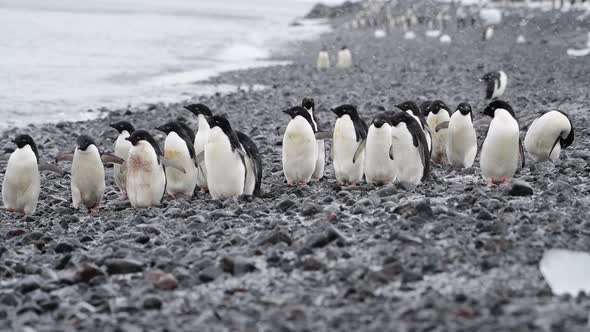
[424,100,451,164]
[480,100,525,187]
[282,106,319,186]
[331,104,368,186]
[184,103,213,192]
[2,134,65,215]
[205,116,248,199]
[353,114,395,186]
[301,98,325,181]
[524,111,574,162]
[395,101,432,153]
[440,102,478,168]
[109,121,135,199]
[317,48,330,70]
[390,112,430,190]
[336,46,353,68]
[481,70,508,100]
[155,121,198,198]
[235,131,262,196]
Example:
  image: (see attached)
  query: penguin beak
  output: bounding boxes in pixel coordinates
[183,105,195,114]
[282,109,294,117]
[154,126,164,133]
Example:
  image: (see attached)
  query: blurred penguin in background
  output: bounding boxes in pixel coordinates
[317,47,330,70]
[336,46,353,68]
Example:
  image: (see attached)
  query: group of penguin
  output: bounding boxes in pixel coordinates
[2,105,262,215]
[317,46,353,70]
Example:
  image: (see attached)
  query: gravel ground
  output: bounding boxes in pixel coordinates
[2,5,590,332]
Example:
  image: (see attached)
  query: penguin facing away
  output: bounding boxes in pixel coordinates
[110,121,135,199]
[282,106,319,186]
[443,102,478,168]
[481,70,508,100]
[524,110,574,162]
[317,49,330,70]
[302,98,325,181]
[331,104,368,185]
[336,46,353,68]
[480,100,525,187]
[390,112,430,190]
[424,100,451,164]
[354,114,395,186]
[395,101,432,153]
[155,121,198,198]
[184,103,213,192]
[235,131,262,196]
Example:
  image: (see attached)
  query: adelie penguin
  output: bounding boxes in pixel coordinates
[302,98,325,181]
[110,121,135,199]
[481,70,507,100]
[125,130,185,208]
[282,106,319,186]
[395,101,432,153]
[155,121,198,198]
[480,100,525,187]
[56,135,123,212]
[424,100,451,164]
[184,103,212,192]
[235,130,262,197]
[353,114,395,186]
[524,111,574,162]
[2,135,64,215]
[336,46,352,69]
[316,48,330,70]
[331,104,368,185]
[390,112,430,190]
[437,102,478,168]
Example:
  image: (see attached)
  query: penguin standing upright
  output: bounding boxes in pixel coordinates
[282,106,319,186]
[424,100,451,164]
[236,131,262,196]
[483,26,494,41]
[2,135,41,215]
[205,116,247,199]
[481,70,508,100]
[444,102,478,168]
[155,121,198,198]
[395,101,432,153]
[336,46,353,68]
[390,112,430,190]
[354,114,395,186]
[524,111,574,162]
[302,98,325,181]
[317,48,330,70]
[184,103,213,192]
[110,121,135,199]
[480,100,525,187]
[331,104,368,185]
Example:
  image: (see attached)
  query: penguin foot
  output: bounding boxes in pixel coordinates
[119,193,128,200]
[487,179,495,188]
[499,178,511,187]
[200,188,209,193]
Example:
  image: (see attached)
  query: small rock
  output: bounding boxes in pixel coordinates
[145,270,178,290]
[135,235,150,244]
[299,257,325,271]
[54,242,75,254]
[276,198,297,212]
[221,256,257,276]
[258,231,293,246]
[301,202,322,216]
[104,258,144,275]
[504,180,533,196]
[16,276,41,294]
[6,228,26,239]
[374,186,397,197]
[77,263,106,283]
[352,204,368,215]
[142,296,162,310]
[199,265,223,283]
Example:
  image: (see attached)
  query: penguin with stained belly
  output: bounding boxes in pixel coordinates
[481,70,508,100]
[155,121,198,198]
[353,114,395,186]
[184,103,213,192]
[2,135,42,215]
[204,116,248,199]
[282,106,319,186]
[331,104,368,186]
[109,121,135,199]
[424,100,451,164]
[441,102,478,168]
[302,98,325,181]
[480,100,525,187]
[524,111,574,162]
[395,101,432,153]
[390,112,430,190]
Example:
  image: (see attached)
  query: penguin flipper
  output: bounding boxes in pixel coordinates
[389,145,395,160]
[195,151,205,166]
[435,121,449,132]
[315,131,333,140]
[55,153,74,163]
[352,139,367,164]
[101,154,125,165]
[548,136,561,161]
[38,162,66,176]
[160,157,186,174]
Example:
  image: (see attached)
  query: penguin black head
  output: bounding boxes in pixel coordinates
[456,102,472,116]
[301,98,315,111]
[371,114,392,129]
[126,130,162,156]
[389,111,416,127]
[283,106,316,131]
[331,104,359,118]
[557,111,575,149]
[12,134,39,162]
[395,101,421,116]
[155,121,196,159]
[341,45,348,50]
[483,100,515,119]
[426,100,449,115]
[76,135,96,151]
[480,71,499,82]
[206,115,233,132]
[419,100,433,117]
[184,103,213,117]
[109,121,135,134]
[155,121,187,136]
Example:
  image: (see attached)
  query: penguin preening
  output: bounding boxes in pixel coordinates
[524,111,574,162]
[282,106,319,186]
[481,70,508,100]
[480,100,525,187]
[424,100,451,164]
[390,112,430,190]
[439,102,478,168]
[331,104,368,186]
[155,121,198,198]
[184,103,213,192]
[205,116,248,199]
[317,49,330,70]
[354,114,395,186]
[2,135,42,215]
[110,121,135,199]
[336,46,353,68]
[302,98,325,181]
[395,101,432,153]
[235,131,262,196]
